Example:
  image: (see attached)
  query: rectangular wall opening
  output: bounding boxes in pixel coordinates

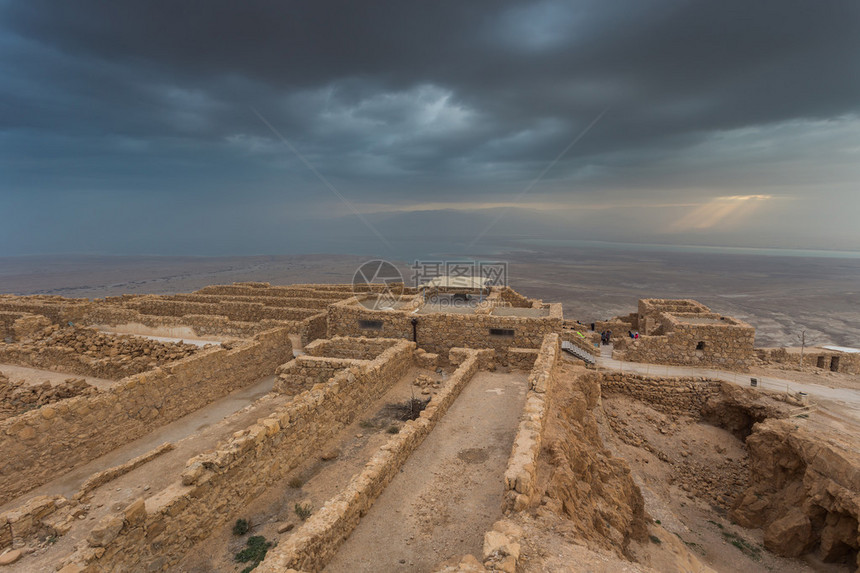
[358,320,383,330]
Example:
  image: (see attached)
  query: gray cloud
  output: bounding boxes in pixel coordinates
[1,0,858,255]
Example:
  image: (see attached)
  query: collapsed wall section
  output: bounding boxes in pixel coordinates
[0,327,292,505]
[0,312,52,343]
[0,325,200,380]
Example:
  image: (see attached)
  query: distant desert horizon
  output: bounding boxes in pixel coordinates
[3,246,858,349]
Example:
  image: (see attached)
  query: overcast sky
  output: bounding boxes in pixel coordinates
[1,0,858,257]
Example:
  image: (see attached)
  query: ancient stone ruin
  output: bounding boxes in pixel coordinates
[0,284,856,572]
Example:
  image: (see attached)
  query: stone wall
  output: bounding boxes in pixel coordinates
[638,299,708,335]
[600,373,723,417]
[303,336,401,360]
[256,348,487,573]
[498,287,534,308]
[0,312,52,343]
[164,293,335,310]
[327,295,562,360]
[757,347,860,375]
[275,337,404,394]
[275,356,367,395]
[298,313,328,346]
[507,348,538,370]
[0,327,292,505]
[84,306,287,338]
[0,495,65,552]
[0,296,92,325]
[613,316,755,370]
[503,333,560,512]
[59,340,415,572]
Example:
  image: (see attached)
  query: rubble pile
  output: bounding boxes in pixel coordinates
[0,372,96,420]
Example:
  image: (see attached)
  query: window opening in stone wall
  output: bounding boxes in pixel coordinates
[489,328,515,337]
[358,320,383,330]
[695,341,705,351]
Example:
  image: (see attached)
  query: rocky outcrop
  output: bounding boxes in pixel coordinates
[700,381,789,439]
[538,370,648,557]
[730,418,860,567]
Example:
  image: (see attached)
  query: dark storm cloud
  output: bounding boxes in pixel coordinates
[1,0,859,254]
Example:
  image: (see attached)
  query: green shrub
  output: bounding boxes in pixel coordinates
[235,535,272,571]
[294,502,313,521]
[232,518,250,536]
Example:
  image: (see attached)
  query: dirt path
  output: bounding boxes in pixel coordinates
[0,363,117,390]
[324,369,529,573]
[94,324,231,344]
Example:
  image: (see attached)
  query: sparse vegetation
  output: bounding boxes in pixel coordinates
[358,419,376,429]
[683,539,705,555]
[649,534,661,544]
[721,530,762,561]
[294,502,313,521]
[232,518,250,536]
[386,424,400,434]
[288,476,303,489]
[235,535,272,572]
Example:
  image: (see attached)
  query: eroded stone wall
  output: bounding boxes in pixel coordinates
[503,333,560,512]
[60,339,415,572]
[257,348,487,573]
[0,327,292,505]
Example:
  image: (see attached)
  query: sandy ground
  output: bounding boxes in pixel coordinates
[324,369,528,573]
[0,363,117,390]
[94,329,224,347]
